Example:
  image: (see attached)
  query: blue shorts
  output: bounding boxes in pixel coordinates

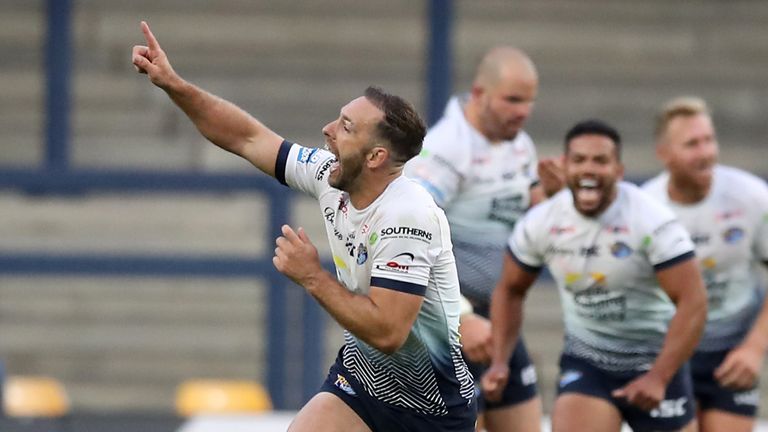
[465,338,538,412]
[691,350,759,417]
[319,350,477,432]
[557,354,694,431]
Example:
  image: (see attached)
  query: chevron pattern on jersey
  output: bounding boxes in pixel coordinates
[450,344,476,402]
[342,332,457,416]
[452,239,506,309]
[700,309,755,351]
[564,333,660,371]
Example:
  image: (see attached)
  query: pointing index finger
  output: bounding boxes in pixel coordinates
[140,21,160,50]
[281,224,300,243]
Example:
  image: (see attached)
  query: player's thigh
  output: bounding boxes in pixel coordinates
[483,396,542,432]
[289,392,371,432]
[552,393,623,432]
[698,408,754,432]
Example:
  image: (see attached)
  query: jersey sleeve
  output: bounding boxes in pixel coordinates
[368,209,441,296]
[637,195,696,270]
[275,141,335,199]
[507,206,547,273]
[403,124,469,208]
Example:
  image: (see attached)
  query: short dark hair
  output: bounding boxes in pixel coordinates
[564,119,622,160]
[364,86,426,165]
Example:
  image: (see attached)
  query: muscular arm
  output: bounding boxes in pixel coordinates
[613,257,707,410]
[482,252,539,400]
[305,272,424,354]
[650,258,708,383]
[274,225,422,355]
[132,21,283,176]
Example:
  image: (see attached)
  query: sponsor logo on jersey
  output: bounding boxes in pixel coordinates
[376,252,414,273]
[549,225,576,235]
[546,246,575,256]
[716,209,744,221]
[334,373,357,396]
[566,273,626,321]
[338,196,348,214]
[356,243,368,265]
[368,232,379,246]
[603,224,629,234]
[380,226,432,242]
[296,147,320,164]
[489,195,525,226]
[315,158,333,180]
[333,255,348,270]
[610,241,633,258]
[558,370,582,388]
[691,233,710,245]
[580,245,599,257]
[701,257,716,269]
[323,207,335,224]
[723,227,745,244]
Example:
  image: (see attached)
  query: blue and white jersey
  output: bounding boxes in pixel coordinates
[404,95,539,307]
[509,182,696,371]
[643,165,768,351]
[276,141,474,416]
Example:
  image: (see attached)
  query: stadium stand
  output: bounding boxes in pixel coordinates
[175,379,272,416]
[0,0,766,421]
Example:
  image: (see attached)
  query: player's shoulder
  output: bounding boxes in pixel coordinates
[512,130,535,148]
[716,165,768,194]
[623,181,670,210]
[521,188,569,226]
[621,182,679,231]
[380,177,441,218]
[640,172,669,197]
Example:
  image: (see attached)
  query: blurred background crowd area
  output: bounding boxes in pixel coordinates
[1,0,767,421]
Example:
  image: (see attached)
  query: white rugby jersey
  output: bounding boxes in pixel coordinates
[404,95,539,307]
[509,182,696,370]
[643,165,768,351]
[276,141,474,415]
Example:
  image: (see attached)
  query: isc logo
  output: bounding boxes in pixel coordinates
[649,397,687,418]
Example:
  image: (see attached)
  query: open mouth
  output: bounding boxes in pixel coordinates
[574,178,602,210]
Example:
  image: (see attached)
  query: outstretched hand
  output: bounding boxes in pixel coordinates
[273,225,324,287]
[132,21,179,90]
[537,156,566,197]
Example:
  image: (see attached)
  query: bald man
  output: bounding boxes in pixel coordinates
[405,47,546,432]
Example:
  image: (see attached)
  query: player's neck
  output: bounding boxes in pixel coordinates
[348,170,400,210]
[667,177,710,205]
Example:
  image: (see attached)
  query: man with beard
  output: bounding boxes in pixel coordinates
[132,22,475,432]
[643,97,768,432]
[482,120,707,431]
[405,46,557,432]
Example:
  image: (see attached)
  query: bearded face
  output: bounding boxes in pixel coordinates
[565,134,623,217]
[658,114,718,193]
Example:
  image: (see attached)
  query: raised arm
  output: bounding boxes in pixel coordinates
[481,252,539,401]
[613,258,707,410]
[132,21,284,176]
